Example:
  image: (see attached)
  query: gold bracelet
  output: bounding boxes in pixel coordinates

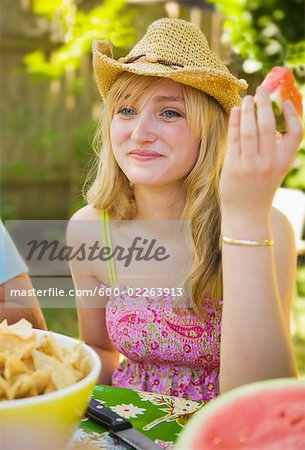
[221,236,274,247]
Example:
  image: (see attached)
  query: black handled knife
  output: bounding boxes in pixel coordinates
[86,398,161,450]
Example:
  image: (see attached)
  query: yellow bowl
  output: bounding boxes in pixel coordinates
[0,330,101,450]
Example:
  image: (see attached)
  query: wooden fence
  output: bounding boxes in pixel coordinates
[0,0,257,220]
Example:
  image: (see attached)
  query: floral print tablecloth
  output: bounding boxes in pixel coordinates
[72,384,206,449]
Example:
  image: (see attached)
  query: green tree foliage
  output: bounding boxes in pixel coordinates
[24,0,136,78]
[207,0,305,80]
[207,0,305,189]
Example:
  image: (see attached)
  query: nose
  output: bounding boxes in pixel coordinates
[131,114,157,144]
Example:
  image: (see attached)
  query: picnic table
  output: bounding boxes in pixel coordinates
[72,384,206,449]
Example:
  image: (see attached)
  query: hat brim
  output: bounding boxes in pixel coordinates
[92,42,248,114]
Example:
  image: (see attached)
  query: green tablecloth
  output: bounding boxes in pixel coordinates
[72,385,206,449]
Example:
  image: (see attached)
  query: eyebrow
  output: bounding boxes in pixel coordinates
[154,95,185,103]
[120,94,185,103]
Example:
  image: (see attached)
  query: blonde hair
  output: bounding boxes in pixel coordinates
[86,73,228,317]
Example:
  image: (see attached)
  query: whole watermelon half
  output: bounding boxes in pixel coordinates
[262,66,303,133]
[175,378,305,449]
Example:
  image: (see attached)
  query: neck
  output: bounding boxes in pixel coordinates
[133,183,186,220]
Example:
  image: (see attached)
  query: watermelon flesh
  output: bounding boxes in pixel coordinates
[262,66,303,133]
[175,378,305,449]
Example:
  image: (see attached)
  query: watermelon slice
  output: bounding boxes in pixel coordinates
[175,378,305,449]
[262,66,303,133]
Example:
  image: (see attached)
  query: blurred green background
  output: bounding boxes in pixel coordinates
[1,0,304,375]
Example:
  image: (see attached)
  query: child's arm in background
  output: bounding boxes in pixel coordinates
[0,274,47,329]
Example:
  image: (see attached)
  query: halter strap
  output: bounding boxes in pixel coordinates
[100,210,117,286]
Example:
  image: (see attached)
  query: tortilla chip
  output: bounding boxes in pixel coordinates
[0,319,87,400]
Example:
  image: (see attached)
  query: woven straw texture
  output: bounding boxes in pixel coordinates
[92,18,248,113]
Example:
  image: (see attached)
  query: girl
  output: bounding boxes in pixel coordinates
[68,18,302,401]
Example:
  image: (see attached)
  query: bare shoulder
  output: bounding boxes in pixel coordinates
[67,204,101,246]
[69,204,100,221]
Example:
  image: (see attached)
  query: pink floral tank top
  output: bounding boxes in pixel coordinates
[101,211,222,402]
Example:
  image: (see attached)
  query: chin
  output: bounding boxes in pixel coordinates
[126,170,184,187]
[129,178,164,186]
[125,171,163,186]
[131,178,182,189]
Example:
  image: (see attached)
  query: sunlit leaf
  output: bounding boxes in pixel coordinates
[33,0,62,16]
[24,0,136,78]
[243,59,263,73]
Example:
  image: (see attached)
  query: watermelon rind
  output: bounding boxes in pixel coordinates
[175,378,305,450]
[261,66,303,133]
[273,106,286,133]
[270,90,286,133]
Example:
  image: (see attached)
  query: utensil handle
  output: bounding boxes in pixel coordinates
[86,398,133,432]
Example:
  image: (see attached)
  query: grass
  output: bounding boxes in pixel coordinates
[292,264,305,376]
[43,267,305,377]
[43,308,78,337]
[291,295,305,376]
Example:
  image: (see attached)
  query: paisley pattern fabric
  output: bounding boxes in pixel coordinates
[106,286,222,401]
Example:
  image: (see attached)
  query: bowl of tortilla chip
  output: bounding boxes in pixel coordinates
[0,319,101,450]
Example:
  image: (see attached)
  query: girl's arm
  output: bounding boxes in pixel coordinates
[77,303,120,385]
[219,86,302,393]
[67,207,120,385]
[220,207,298,393]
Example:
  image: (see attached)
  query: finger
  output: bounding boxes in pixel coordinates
[275,131,283,146]
[255,85,276,160]
[227,106,241,159]
[280,100,303,158]
[240,95,258,160]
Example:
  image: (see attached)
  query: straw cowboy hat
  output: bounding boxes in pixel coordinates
[92,18,248,114]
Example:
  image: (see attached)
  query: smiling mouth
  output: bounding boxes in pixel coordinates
[129,150,163,160]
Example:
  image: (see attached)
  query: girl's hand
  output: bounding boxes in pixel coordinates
[219,85,303,222]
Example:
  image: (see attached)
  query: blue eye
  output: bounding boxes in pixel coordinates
[119,107,136,116]
[163,110,181,118]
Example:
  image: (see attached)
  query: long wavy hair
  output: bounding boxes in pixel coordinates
[86,73,228,317]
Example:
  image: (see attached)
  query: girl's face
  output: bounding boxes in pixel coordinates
[110,79,200,187]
